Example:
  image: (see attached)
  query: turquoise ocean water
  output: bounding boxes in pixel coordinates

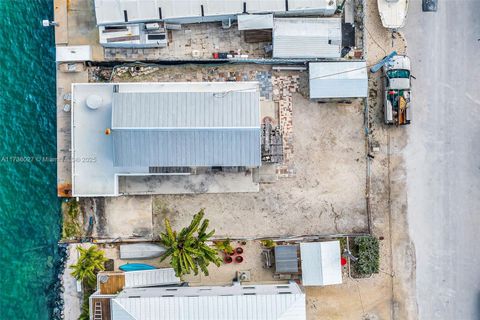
[0,0,61,319]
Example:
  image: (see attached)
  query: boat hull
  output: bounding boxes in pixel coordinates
[377,0,409,29]
[120,243,167,260]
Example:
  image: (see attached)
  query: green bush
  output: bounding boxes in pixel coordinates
[214,239,234,254]
[260,239,276,248]
[62,200,82,239]
[353,236,380,276]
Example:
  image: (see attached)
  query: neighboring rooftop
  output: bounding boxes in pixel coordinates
[309,61,368,99]
[272,18,342,59]
[71,82,261,197]
[93,0,337,25]
[109,282,306,320]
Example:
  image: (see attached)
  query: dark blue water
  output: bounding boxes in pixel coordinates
[0,0,61,319]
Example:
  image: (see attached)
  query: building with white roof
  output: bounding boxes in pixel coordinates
[90,278,306,320]
[272,18,342,59]
[94,0,337,25]
[112,284,305,320]
[309,61,369,99]
[71,82,261,197]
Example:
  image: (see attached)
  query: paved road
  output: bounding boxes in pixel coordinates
[404,0,480,319]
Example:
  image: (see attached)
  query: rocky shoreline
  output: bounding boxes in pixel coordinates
[48,243,68,320]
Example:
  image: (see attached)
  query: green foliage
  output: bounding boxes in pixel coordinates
[159,209,222,278]
[78,285,95,320]
[70,246,108,288]
[260,239,276,248]
[214,239,234,254]
[353,236,380,276]
[339,237,347,252]
[62,200,82,239]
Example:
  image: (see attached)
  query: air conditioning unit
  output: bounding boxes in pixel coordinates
[145,22,160,31]
[237,271,251,282]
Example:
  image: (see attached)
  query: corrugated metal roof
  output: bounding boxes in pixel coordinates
[273,18,342,59]
[112,91,259,129]
[288,0,334,10]
[274,245,299,273]
[300,241,342,286]
[94,0,336,25]
[124,268,181,288]
[309,61,368,99]
[237,14,273,30]
[111,88,261,168]
[113,129,261,167]
[112,294,306,320]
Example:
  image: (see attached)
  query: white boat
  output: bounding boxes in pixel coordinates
[377,0,409,29]
[120,243,167,260]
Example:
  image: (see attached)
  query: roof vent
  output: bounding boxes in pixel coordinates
[86,94,103,110]
[99,275,109,283]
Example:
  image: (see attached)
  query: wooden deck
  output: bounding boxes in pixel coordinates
[99,272,125,295]
[91,298,111,320]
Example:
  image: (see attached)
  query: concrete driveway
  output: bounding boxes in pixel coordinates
[404,1,480,319]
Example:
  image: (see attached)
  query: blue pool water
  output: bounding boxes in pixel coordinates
[0,0,61,319]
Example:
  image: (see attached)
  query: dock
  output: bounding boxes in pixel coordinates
[54,0,102,196]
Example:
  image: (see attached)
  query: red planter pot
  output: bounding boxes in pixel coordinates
[235,256,244,263]
[235,247,243,254]
[224,256,233,264]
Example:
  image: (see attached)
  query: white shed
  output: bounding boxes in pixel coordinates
[300,241,342,286]
[309,61,368,99]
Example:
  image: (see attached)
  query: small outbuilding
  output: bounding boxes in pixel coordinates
[309,61,368,99]
[273,18,342,59]
[300,241,342,286]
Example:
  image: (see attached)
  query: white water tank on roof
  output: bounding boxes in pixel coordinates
[86,95,103,110]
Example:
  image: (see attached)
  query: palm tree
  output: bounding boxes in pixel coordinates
[70,245,108,288]
[159,209,222,278]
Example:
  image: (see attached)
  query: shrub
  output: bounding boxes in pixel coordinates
[260,239,276,248]
[353,236,380,276]
[62,200,82,239]
[214,239,234,254]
